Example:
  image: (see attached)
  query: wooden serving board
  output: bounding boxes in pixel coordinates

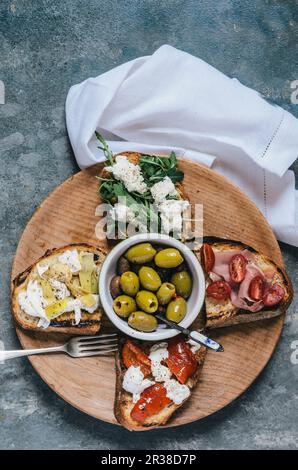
[11,160,284,429]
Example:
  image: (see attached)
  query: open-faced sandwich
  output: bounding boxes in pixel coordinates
[96,133,191,238]
[11,244,106,334]
[199,239,293,328]
[114,335,206,430]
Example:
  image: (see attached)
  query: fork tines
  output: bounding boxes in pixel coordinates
[76,333,118,356]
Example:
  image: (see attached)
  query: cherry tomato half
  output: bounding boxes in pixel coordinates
[200,243,215,273]
[263,284,285,307]
[248,275,264,301]
[122,340,151,377]
[206,280,231,301]
[229,254,247,283]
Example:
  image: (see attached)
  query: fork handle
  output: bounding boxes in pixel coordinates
[0,345,66,361]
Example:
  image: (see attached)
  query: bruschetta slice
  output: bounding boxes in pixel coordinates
[11,243,106,334]
[199,238,293,329]
[114,335,206,430]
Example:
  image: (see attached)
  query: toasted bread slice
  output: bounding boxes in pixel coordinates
[11,243,106,335]
[199,238,293,329]
[114,338,207,431]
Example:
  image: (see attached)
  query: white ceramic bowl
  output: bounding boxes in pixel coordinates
[99,233,205,341]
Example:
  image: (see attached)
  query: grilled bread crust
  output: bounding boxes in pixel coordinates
[11,243,106,335]
[199,238,293,329]
[114,338,207,431]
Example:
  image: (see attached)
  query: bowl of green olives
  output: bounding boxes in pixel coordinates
[99,233,205,341]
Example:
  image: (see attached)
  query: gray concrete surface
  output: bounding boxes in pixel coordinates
[0,0,297,450]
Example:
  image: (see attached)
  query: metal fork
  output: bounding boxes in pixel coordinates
[0,333,118,361]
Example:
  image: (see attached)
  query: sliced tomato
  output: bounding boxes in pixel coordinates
[249,275,264,301]
[122,340,151,377]
[263,284,285,307]
[164,335,197,384]
[200,243,215,273]
[229,254,247,283]
[206,280,231,301]
[131,383,171,423]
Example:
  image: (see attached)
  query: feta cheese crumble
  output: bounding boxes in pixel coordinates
[187,339,201,354]
[164,378,190,405]
[159,199,190,233]
[122,365,154,403]
[150,176,178,204]
[58,250,81,273]
[49,279,70,300]
[18,280,50,328]
[106,155,148,194]
[149,342,172,382]
[110,202,136,223]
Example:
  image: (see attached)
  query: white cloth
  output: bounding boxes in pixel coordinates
[66,45,298,247]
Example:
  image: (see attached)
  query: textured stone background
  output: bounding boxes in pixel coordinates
[0,0,297,450]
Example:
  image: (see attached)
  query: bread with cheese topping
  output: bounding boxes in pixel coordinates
[11,243,106,334]
[114,338,206,431]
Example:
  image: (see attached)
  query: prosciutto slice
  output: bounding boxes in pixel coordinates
[230,264,265,312]
[210,249,275,312]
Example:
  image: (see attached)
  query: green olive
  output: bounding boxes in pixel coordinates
[136,290,158,313]
[113,295,136,318]
[128,311,158,332]
[156,282,176,305]
[125,243,157,264]
[171,270,192,299]
[154,248,184,268]
[139,266,161,292]
[166,297,187,323]
[120,271,140,296]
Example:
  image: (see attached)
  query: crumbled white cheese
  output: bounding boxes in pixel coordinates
[58,250,81,273]
[110,202,136,223]
[187,339,201,354]
[106,155,148,194]
[18,280,48,323]
[18,278,99,327]
[49,279,70,300]
[158,199,190,234]
[37,263,49,278]
[150,176,178,204]
[164,378,190,405]
[149,342,172,382]
[123,366,154,403]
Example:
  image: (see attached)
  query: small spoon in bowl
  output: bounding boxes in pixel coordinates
[155,313,224,352]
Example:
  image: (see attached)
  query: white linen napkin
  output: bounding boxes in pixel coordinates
[66,45,298,247]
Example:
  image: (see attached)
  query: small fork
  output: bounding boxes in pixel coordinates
[0,333,118,361]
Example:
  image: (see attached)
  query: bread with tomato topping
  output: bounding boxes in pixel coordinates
[199,239,293,329]
[114,337,206,431]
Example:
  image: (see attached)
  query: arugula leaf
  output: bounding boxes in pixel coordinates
[95,131,114,165]
[139,152,184,186]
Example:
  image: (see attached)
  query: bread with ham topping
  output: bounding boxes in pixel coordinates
[199,239,293,329]
[114,337,206,431]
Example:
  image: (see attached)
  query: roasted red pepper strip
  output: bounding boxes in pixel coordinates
[130,383,171,423]
[164,335,197,384]
[122,340,151,377]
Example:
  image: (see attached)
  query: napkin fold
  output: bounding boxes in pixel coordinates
[66,45,298,247]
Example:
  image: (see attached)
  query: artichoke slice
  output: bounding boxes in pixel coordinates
[45,297,71,320]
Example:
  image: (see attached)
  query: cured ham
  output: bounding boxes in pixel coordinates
[209,249,276,312]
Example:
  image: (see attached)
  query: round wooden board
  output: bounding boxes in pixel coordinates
[11,160,284,429]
